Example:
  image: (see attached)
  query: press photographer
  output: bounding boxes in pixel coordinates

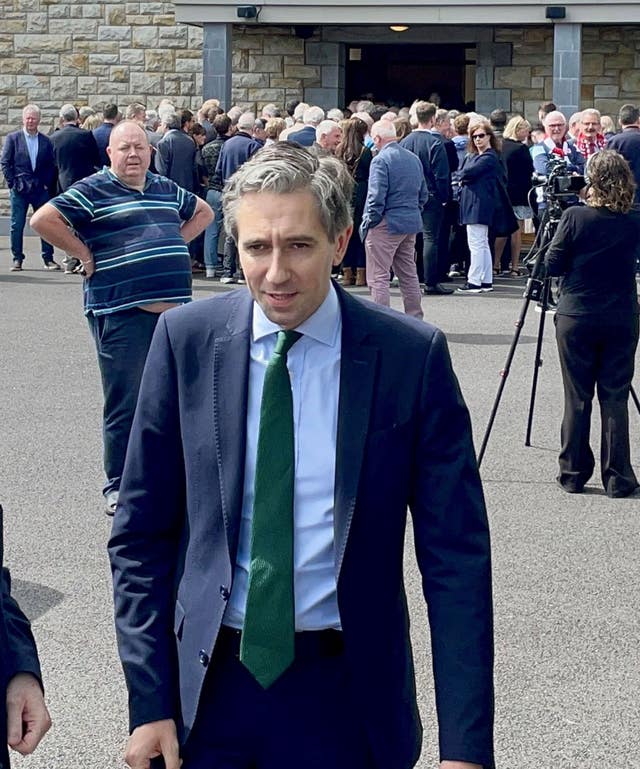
[544,149,640,498]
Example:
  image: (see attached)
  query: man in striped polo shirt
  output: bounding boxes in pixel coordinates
[31,121,213,515]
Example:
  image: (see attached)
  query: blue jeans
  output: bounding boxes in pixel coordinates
[10,188,54,263]
[203,189,224,270]
[87,308,160,498]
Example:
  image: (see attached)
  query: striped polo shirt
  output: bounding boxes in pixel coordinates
[49,168,197,315]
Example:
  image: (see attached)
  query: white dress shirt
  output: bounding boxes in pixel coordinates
[224,285,342,631]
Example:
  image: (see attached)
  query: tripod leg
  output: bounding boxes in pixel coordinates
[478,292,534,466]
[524,279,551,446]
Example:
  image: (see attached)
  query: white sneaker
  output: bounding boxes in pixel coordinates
[220,276,236,284]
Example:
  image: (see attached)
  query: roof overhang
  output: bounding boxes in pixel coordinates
[174,1,640,26]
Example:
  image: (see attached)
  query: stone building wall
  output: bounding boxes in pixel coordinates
[497,25,640,123]
[0,0,203,214]
[230,26,316,112]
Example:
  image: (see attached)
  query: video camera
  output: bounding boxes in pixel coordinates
[532,154,586,199]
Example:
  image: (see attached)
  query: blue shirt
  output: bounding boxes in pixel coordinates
[49,168,197,315]
[224,285,342,631]
[22,130,38,171]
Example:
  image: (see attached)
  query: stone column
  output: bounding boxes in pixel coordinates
[304,41,345,110]
[475,41,512,115]
[203,23,232,109]
[552,23,581,118]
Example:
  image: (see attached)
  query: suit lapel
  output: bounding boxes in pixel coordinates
[333,286,379,578]
[213,293,252,560]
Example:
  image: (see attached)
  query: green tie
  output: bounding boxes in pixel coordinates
[240,329,301,688]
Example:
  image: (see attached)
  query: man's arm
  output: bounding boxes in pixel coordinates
[180,196,214,243]
[155,139,170,177]
[361,156,389,232]
[410,330,494,768]
[30,203,95,276]
[0,134,16,187]
[429,138,450,203]
[2,567,51,756]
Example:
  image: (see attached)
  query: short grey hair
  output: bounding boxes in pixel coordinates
[237,111,255,131]
[23,104,41,118]
[315,119,340,142]
[303,106,325,126]
[222,143,353,244]
[326,108,344,122]
[163,113,181,131]
[59,103,78,122]
[371,120,396,141]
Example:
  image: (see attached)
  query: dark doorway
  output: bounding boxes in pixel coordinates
[346,43,475,110]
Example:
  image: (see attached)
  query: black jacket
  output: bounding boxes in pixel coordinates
[0,505,43,769]
[500,138,534,207]
[607,127,640,206]
[50,124,101,192]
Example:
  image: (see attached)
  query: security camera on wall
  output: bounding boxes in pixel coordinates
[237,5,258,18]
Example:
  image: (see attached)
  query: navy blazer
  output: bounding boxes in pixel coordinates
[286,125,316,147]
[458,149,506,226]
[0,505,43,769]
[50,125,101,192]
[155,129,198,193]
[360,142,428,239]
[109,286,495,768]
[0,130,56,195]
[607,127,640,205]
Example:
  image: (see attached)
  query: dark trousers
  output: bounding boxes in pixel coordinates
[342,229,366,270]
[421,198,444,287]
[555,313,639,497]
[88,308,160,497]
[180,628,375,769]
[10,188,54,263]
[222,235,239,278]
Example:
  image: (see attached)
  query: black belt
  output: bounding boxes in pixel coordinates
[218,625,344,660]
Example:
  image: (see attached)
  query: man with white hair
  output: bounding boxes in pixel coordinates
[50,103,100,191]
[360,120,427,318]
[567,111,582,141]
[0,104,59,271]
[314,120,343,155]
[287,106,325,147]
[326,107,344,122]
[575,108,605,159]
[531,110,585,177]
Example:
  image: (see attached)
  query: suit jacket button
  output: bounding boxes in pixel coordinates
[219,585,230,600]
[198,650,209,667]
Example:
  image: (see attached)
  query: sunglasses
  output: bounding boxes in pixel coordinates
[472,133,488,140]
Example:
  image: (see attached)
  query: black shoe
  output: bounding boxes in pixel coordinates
[424,283,454,295]
[481,283,493,292]
[456,282,483,294]
[10,259,23,272]
[556,478,584,494]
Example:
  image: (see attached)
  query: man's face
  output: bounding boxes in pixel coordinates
[237,190,351,329]
[546,118,567,143]
[320,126,342,152]
[581,113,601,138]
[23,109,40,135]
[106,123,151,187]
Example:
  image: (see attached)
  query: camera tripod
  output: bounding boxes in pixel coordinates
[477,203,640,467]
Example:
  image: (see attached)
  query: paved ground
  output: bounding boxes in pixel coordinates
[2,238,640,769]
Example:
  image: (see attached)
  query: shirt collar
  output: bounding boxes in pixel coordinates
[105,167,154,191]
[252,282,341,348]
[23,129,38,141]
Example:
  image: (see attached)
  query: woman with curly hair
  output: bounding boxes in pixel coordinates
[335,117,372,286]
[545,149,640,497]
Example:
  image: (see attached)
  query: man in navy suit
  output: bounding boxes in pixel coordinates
[607,103,640,206]
[50,103,101,193]
[0,505,51,767]
[0,104,60,272]
[109,143,494,769]
[286,105,324,147]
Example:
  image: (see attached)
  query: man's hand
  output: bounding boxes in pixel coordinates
[125,719,181,769]
[440,762,482,769]
[6,672,51,755]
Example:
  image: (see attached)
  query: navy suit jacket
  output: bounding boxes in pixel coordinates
[607,127,640,205]
[286,125,317,147]
[156,129,198,193]
[109,286,495,768]
[360,141,428,239]
[50,125,101,192]
[0,130,56,195]
[0,505,42,769]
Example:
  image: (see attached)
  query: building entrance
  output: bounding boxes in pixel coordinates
[345,43,475,110]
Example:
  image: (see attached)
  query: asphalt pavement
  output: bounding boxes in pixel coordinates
[2,239,640,768]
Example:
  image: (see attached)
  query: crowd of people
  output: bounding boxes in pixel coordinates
[2,90,640,769]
